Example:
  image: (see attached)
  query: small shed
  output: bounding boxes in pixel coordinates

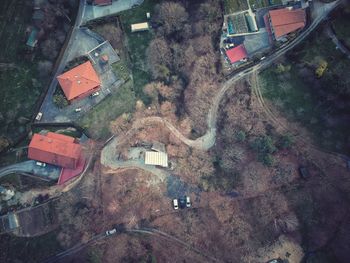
[151,141,166,153]
[145,151,168,167]
[131,22,149,33]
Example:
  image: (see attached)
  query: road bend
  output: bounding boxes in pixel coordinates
[42,227,221,263]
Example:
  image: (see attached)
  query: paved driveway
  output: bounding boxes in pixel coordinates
[39,28,122,123]
[0,160,61,181]
[244,28,270,55]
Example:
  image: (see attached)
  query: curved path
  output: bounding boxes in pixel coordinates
[103,0,342,154]
[0,160,60,181]
[42,227,219,263]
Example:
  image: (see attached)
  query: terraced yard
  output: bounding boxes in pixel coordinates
[224,0,249,14]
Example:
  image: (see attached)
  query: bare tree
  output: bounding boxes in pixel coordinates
[146,38,172,80]
[156,2,189,36]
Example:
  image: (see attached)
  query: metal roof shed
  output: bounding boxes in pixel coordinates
[145,151,168,168]
[131,22,149,32]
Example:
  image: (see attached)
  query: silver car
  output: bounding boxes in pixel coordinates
[173,199,179,210]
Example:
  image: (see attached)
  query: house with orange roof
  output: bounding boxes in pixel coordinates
[28,133,82,169]
[267,8,306,41]
[57,61,101,102]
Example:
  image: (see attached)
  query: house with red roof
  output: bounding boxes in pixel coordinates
[57,61,101,102]
[28,133,82,169]
[267,8,306,41]
[225,44,248,64]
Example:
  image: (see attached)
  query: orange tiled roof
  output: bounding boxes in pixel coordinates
[57,61,100,101]
[29,133,81,160]
[47,132,75,143]
[269,8,306,39]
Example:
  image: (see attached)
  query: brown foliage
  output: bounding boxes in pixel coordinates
[109,113,132,136]
[156,2,189,35]
[175,148,214,184]
[0,137,10,152]
[146,38,172,80]
[95,23,123,50]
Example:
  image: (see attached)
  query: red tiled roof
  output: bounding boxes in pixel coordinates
[57,61,100,101]
[58,157,86,185]
[269,8,306,39]
[225,44,248,64]
[28,133,82,169]
[47,132,75,143]
[94,0,112,5]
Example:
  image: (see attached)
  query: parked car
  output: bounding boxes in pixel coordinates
[178,197,187,209]
[35,112,43,121]
[75,108,82,112]
[186,196,191,208]
[91,91,100,97]
[106,229,117,236]
[36,161,46,167]
[173,199,179,210]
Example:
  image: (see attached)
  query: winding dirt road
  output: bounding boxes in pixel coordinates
[102,0,342,156]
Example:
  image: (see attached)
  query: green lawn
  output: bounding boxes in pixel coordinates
[111,60,130,82]
[260,26,350,154]
[78,81,135,139]
[119,0,157,103]
[224,0,249,14]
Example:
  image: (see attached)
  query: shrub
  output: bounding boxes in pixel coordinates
[259,153,274,166]
[315,60,328,78]
[235,130,246,142]
[87,248,102,263]
[275,63,291,74]
[53,94,68,109]
[278,134,293,149]
[0,136,10,152]
[251,136,276,166]
[251,136,276,154]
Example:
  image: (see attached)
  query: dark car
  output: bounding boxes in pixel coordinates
[178,197,186,209]
[299,166,310,179]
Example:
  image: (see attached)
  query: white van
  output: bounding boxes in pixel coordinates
[35,112,43,121]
